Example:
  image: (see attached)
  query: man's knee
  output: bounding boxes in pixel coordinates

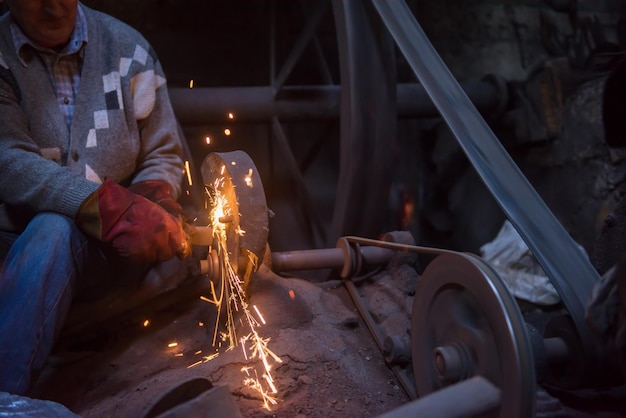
[23,213,85,248]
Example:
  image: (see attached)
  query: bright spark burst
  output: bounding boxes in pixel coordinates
[244,168,253,187]
[201,175,282,410]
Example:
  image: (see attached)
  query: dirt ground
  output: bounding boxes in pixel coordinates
[30,259,414,417]
[19,241,626,418]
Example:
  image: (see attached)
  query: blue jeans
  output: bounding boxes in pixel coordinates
[0,213,103,395]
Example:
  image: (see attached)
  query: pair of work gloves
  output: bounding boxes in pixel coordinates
[75,179,191,264]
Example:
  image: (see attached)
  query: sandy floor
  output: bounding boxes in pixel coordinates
[31,262,412,417]
[28,247,626,418]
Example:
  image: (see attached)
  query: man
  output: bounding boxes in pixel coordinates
[0,0,191,395]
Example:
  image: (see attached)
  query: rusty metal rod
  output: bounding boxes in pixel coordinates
[169,80,504,124]
[270,245,393,273]
[271,248,345,271]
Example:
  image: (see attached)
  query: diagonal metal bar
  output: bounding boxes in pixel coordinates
[271,117,327,247]
[272,0,329,96]
[312,35,334,85]
[298,0,334,85]
[371,0,601,366]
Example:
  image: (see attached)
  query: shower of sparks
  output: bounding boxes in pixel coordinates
[200,174,282,410]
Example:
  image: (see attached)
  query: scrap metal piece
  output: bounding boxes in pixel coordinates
[411,252,536,418]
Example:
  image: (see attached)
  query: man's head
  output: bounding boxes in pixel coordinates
[6,0,78,50]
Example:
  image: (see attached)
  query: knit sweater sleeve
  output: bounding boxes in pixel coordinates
[0,70,99,218]
[129,56,184,199]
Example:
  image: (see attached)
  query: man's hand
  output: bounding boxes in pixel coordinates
[128,179,186,221]
[75,179,191,264]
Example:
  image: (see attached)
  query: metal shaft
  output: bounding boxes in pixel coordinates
[376,376,501,418]
[271,248,345,271]
[270,245,393,274]
[168,81,503,124]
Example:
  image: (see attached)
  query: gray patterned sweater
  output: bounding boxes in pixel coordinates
[0,4,184,232]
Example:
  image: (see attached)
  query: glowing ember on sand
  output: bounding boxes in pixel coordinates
[198,175,282,410]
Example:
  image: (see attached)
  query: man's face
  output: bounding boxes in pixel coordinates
[6,0,78,50]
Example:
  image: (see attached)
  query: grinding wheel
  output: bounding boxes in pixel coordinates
[200,151,269,281]
[411,252,536,418]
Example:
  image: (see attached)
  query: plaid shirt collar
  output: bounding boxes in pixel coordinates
[9,4,88,66]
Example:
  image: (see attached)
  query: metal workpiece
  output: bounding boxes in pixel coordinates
[371,0,602,374]
[188,225,213,247]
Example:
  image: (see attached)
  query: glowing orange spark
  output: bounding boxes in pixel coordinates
[189,79,194,89]
[288,290,295,300]
[168,342,178,348]
[224,128,231,136]
[205,136,211,145]
[187,360,202,369]
[228,112,234,119]
[143,319,150,327]
[253,305,266,325]
[184,160,193,186]
[244,168,253,187]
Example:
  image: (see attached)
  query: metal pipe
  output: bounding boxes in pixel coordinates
[271,247,345,271]
[270,244,394,273]
[168,81,503,124]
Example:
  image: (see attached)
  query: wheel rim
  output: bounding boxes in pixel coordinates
[411,252,535,418]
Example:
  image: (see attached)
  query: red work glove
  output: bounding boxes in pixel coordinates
[128,179,186,221]
[76,179,191,264]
